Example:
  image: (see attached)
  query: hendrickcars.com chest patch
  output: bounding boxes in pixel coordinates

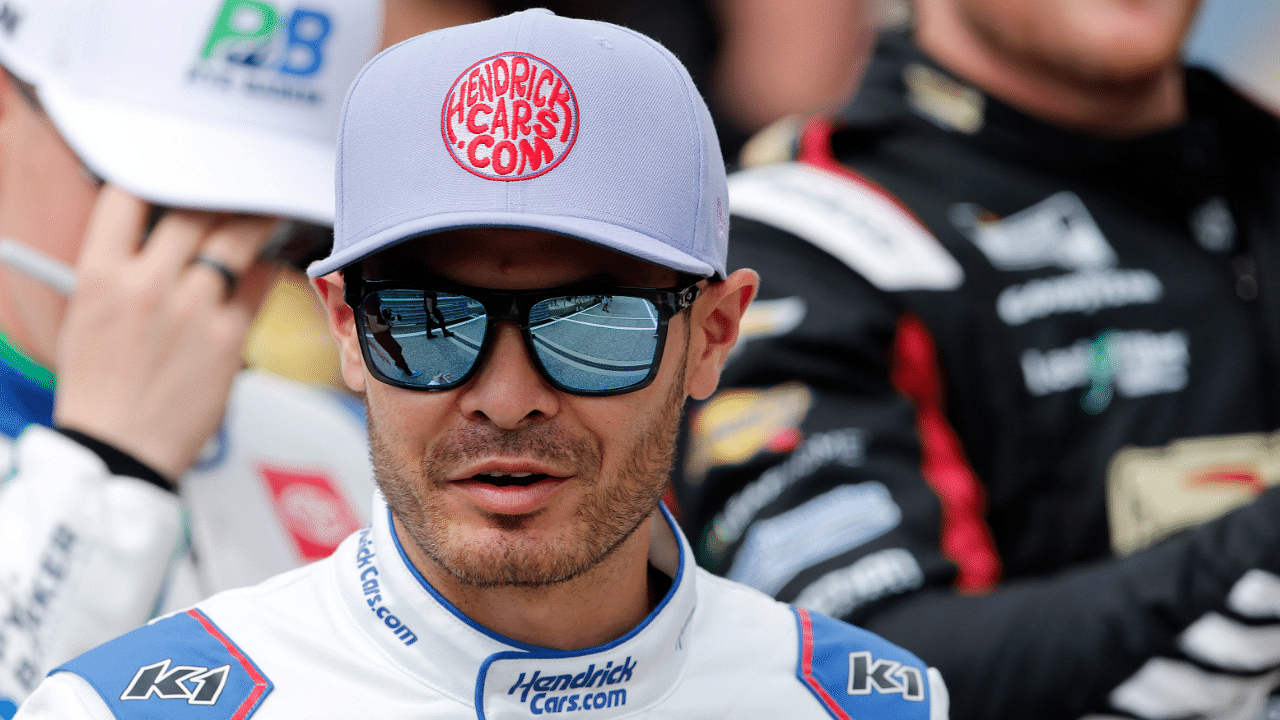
[442,52,579,181]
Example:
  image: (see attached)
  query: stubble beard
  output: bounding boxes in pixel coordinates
[370,353,687,589]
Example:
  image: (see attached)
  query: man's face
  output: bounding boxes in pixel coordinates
[941,0,1201,83]
[0,80,101,364]
[354,229,687,588]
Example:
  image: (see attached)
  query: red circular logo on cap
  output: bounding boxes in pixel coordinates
[442,52,579,181]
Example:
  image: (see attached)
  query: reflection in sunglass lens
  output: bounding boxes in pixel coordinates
[529,295,659,392]
[361,290,486,387]
[358,288,668,394]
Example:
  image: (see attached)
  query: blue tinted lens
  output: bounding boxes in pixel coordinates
[529,294,660,392]
[361,290,486,387]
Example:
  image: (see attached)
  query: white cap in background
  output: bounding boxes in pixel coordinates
[0,0,381,223]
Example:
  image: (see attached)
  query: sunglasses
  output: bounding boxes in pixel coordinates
[344,277,701,396]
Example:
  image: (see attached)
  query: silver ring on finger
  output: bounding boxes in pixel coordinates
[191,253,240,299]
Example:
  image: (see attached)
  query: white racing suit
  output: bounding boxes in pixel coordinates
[0,360,375,717]
[17,503,947,719]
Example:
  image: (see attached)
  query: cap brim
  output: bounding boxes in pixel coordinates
[306,212,717,279]
[40,79,335,225]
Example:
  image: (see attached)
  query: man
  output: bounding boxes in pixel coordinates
[15,11,948,719]
[676,1,1280,719]
[0,0,380,713]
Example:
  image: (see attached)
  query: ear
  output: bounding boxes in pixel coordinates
[313,271,367,394]
[684,268,760,401]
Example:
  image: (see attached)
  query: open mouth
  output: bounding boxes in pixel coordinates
[471,471,551,487]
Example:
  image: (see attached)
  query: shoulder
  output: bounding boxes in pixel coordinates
[690,571,947,719]
[50,609,273,720]
[727,162,962,292]
[15,673,114,720]
[793,606,945,720]
[43,545,348,720]
[1188,67,1280,148]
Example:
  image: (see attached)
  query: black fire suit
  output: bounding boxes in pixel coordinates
[677,32,1280,720]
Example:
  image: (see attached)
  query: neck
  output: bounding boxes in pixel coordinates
[395,513,660,650]
[0,268,58,370]
[914,4,1187,137]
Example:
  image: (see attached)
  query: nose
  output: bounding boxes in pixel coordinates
[457,322,561,429]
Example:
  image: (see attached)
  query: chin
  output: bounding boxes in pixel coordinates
[1060,1,1197,80]
[429,521,621,588]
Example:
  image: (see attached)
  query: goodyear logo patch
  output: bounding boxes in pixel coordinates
[443,52,579,181]
[189,0,335,105]
[684,382,812,483]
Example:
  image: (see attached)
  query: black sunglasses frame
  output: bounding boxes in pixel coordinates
[344,276,701,396]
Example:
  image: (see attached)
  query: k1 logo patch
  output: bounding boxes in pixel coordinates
[847,651,924,700]
[54,609,273,719]
[442,52,579,181]
[793,608,931,720]
[121,661,230,705]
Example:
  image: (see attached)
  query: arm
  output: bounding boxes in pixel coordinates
[0,188,279,709]
[863,497,1280,720]
[0,427,182,706]
[13,673,113,720]
[678,217,1280,720]
[53,188,277,481]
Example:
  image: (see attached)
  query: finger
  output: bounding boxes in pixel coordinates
[228,260,279,317]
[198,214,280,274]
[182,214,278,302]
[134,209,220,284]
[219,260,280,337]
[78,185,149,269]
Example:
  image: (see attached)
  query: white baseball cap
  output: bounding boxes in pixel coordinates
[0,0,380,224]
[309,9,729,278]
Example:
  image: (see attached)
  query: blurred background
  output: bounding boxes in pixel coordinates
[1186,0,1280,112]
[252,0,1280,391]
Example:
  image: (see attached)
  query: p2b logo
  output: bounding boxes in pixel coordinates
[201,0,332,77]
